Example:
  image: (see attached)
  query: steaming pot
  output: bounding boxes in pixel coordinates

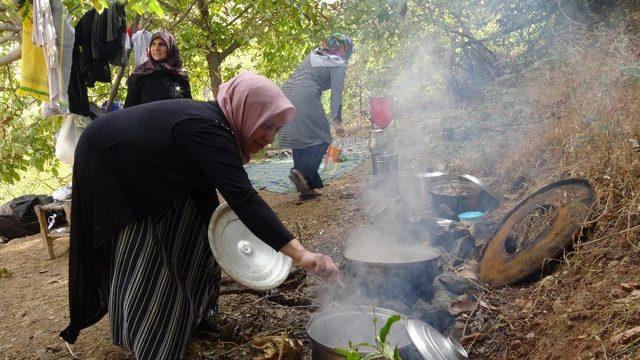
[306,306,469,360]
[343,244,441,304]
[306,306,416,360]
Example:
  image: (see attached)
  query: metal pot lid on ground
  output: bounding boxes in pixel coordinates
[479,178,595,287]
[208,202,292,290]
[406,318,469,360]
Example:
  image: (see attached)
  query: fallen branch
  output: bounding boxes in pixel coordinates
[219,286,264,296]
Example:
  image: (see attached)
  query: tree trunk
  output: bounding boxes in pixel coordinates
[206,51,223,96]
[445,32,458,106]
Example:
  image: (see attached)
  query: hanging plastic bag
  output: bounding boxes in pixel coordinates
[55,114,90,165]
[322,139,343,175]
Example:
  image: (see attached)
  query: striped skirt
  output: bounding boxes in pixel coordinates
[107,197,221,359]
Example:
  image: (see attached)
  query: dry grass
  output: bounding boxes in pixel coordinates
[438,27,640,359]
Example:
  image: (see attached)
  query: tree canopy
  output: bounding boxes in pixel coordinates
[0,0,633,183]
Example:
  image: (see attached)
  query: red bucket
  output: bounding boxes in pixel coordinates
[370,96,394,129]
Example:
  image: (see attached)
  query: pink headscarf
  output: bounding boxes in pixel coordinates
[216,72,296,164]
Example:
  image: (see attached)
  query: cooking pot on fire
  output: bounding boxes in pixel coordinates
[429,180,482,219]
[307,306,415,359]
[343,241,441,304]
[307,306,468,360]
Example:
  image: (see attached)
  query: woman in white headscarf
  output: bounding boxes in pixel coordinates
[279,33,354,200]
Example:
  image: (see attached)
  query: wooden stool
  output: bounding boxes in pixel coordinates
[34,201,72,260]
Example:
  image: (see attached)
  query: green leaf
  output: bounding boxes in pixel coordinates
[379,314,401,344]
[392,347,402,360]
[335,347,361,360]
[147,0,165,17]
[91,0,107,13]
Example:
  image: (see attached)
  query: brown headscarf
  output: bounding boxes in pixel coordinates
[133,30,187,79]
[216,72,296,164]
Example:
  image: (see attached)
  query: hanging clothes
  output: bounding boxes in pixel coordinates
[31,0,56,64]
[67,3,126,117]
[131,29,152,66]
[16,4,49,102]
[50,0,75,111]
[91,2,126,66]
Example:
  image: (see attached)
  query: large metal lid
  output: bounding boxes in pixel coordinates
[406,318,468,360]
[208,202,292,290]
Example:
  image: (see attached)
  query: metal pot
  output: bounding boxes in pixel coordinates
[412,172,448,211]
[307,306,416,360]
[307,306,469,360]
[368,128,395,156]
[429,180,482,219]
[371,154,399,175]
[344,243,441,304]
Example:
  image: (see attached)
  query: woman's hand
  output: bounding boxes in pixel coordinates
[279,238,340,282]
[333,121,346,137]
[298,251,340,281]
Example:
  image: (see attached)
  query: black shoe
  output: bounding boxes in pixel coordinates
[289,168,309,192]
[299,190,321,201]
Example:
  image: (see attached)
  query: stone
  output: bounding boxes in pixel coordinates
[410,298,455,333]
[431,289,454,309]
[436,272,478,295]
[444,235,476,265]
[420,304,455,333]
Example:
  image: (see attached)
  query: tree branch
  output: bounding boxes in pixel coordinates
[556,0,589,26]
[168,1,196,31]
[0,23,19,32]
[0,46,20,66]
[220,40,241,59]
[224,3,253,28]
[0,33,18,45]
[157,0,179,13]
[195,0,213,35]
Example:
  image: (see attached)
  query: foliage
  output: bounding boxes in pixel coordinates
[335,314,403,360]
[1,0,639,185]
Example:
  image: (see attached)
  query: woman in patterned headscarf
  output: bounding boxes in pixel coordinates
[61,72,340,359]
[124,30,191,107]
[279,33,354,200]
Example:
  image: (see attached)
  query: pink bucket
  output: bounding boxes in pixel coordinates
[370,96,394,129]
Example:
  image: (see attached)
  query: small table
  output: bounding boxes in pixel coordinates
[34,201,72,260]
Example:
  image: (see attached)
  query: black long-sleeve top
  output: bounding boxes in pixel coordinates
[60,99,292,343]
[124,71,192,108]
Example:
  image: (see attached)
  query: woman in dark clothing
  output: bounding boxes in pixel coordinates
[124,30,191,108]
[279,33,353,200]
[60,72,340,359]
